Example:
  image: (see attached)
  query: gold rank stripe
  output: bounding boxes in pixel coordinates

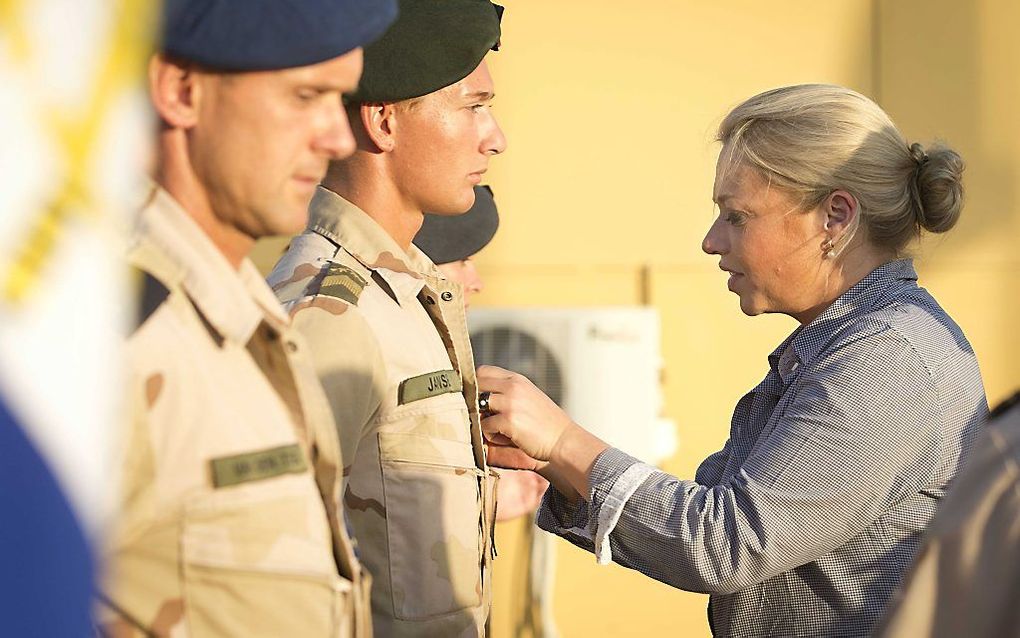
[398,369,463,405]
[210,444,308,489]
[319,263,367,305]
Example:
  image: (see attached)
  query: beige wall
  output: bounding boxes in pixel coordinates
[878,0,1020,406]
[477,1,1018,636]
[250,2,1019,635]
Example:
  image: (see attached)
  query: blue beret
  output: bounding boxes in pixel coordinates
[162,0,398,71]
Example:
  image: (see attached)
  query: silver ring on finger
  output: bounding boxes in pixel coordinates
[479,391,493,417]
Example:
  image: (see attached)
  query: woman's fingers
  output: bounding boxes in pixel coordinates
[485,442,545,472]
[479,388,510,414]
[476,374,514,397]
[477,372,548,415]
[493,469,550,521]
[476,366,570,462]
[483,410,534,451]
[483,431,514,445]
[476,364,517,381]
[480,412,512,439]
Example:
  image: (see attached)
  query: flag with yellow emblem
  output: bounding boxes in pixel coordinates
[0,0,154,633]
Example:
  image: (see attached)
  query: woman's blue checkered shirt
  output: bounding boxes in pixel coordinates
[538,259,988,637]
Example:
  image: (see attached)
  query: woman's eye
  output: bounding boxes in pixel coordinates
[725,211,747,226]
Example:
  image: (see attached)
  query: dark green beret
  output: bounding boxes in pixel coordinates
[349,0,503,103]
[162,0,397,72]
[415,185,499,264]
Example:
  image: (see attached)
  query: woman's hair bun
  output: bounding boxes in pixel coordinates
[911,142,964,234]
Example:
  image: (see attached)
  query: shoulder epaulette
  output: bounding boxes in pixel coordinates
[318,263,368,306]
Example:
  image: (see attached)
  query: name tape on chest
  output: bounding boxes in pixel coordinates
[398,369,463,405]
[319,263,368,305]
[210,444,308,488]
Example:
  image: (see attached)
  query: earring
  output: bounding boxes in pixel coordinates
[821,238,835,258]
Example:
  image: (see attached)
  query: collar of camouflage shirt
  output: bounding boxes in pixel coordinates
[136,185,290,344]
[306,186,445,305]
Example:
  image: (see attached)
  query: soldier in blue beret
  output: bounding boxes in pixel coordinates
[100,1,397,636]
[267,1,508,635]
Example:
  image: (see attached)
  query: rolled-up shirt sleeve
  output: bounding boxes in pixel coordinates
[539,325,947,595]
[536,480,596,550]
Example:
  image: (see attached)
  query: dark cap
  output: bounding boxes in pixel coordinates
[349,0,503,103]
[161,0,398,72]
[414,185,499,264]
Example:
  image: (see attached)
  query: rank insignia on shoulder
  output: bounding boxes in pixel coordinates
[319,263,367,305]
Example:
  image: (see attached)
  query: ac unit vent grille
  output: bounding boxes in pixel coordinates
[470,326,565,406]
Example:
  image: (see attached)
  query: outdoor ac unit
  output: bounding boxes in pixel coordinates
[469,306,675,465]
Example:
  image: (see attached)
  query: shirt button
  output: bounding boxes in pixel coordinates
[441,291,454,302]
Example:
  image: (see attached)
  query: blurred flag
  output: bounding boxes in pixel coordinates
[0,0,154,634]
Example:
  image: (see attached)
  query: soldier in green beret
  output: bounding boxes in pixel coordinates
[268,1,507,636]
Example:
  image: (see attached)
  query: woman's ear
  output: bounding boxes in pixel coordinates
[148,54,201,129]
[824,189,859,239]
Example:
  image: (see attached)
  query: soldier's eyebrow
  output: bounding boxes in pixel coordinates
[464,90,494,102]
[310,80,356,93]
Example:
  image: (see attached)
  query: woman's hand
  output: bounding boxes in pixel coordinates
[494,469,549,522]
[477,365,610,499]
[476,365,576,462]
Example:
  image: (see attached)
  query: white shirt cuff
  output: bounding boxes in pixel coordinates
[594,462,657,565]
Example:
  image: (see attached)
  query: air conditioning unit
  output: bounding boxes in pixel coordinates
[469,306,675,465]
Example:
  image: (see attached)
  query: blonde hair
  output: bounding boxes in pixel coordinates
[718,84,964,255]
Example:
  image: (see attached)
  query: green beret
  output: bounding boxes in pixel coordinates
[349,0,503,103]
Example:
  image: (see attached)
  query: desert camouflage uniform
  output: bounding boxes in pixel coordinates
[268,186,498,638]
[101,186,371,637]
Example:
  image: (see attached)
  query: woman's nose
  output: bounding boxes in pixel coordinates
[702,217,727,255]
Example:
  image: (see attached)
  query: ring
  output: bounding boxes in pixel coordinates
[478,391,493,417]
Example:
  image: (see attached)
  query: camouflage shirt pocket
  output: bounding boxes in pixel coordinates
[378,431,486,621]
[180,474,355,636]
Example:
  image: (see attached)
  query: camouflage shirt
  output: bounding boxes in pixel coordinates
[102,186,371,637]
[268,187,498,638]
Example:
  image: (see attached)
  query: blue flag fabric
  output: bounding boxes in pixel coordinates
[0,396,95,636]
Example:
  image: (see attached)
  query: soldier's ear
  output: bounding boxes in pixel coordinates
[360,103,397,153]
[148,54,201,129]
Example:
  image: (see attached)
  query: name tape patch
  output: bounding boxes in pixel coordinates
[398,369,463,405]
[210,444,308,488]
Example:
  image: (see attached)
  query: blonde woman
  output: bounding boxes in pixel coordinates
[477,84,988,637]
